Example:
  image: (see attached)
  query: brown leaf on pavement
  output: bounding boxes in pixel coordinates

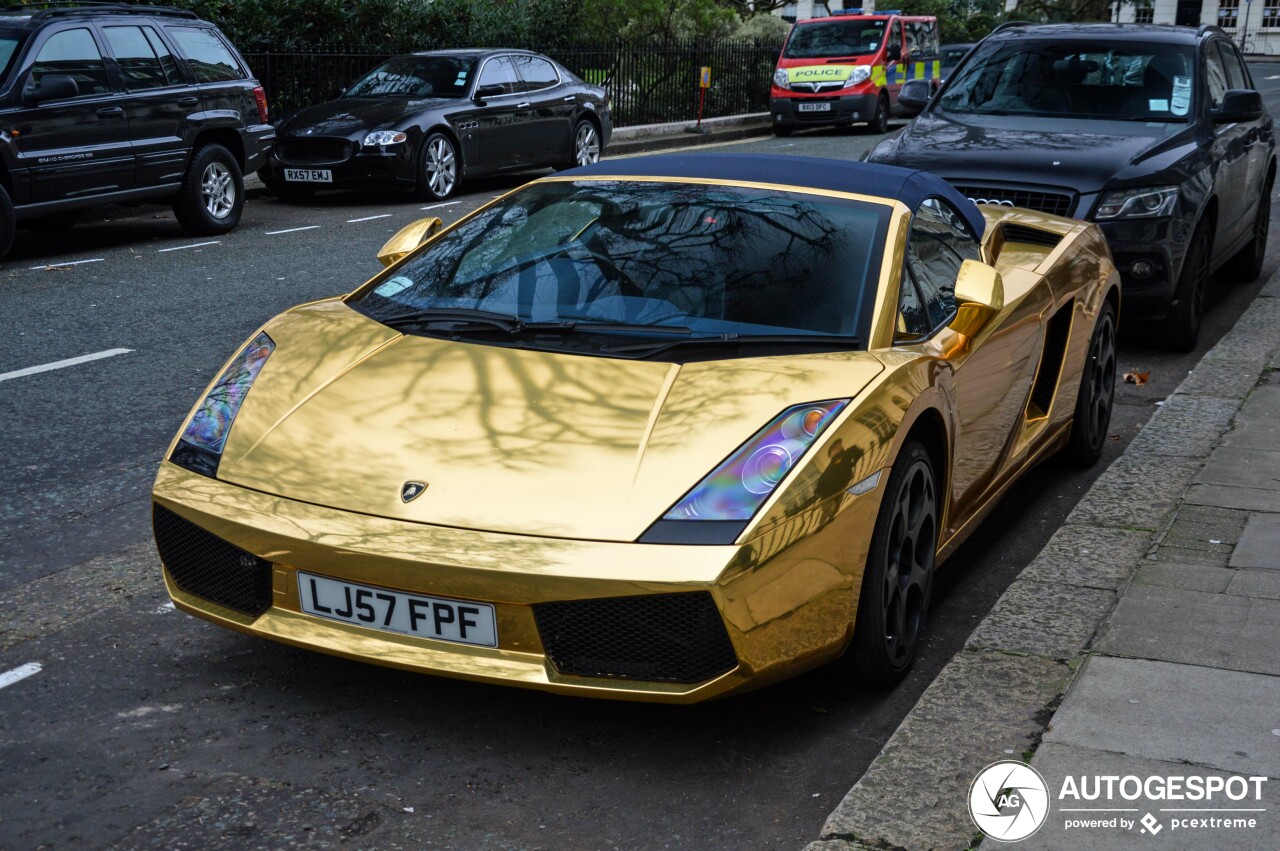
[1124,370,1151,385]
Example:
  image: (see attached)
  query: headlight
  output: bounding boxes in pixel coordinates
[363,130,408,147]
[170,332,274,477]
[845,66,871,87]
[1094,186,1178,220]
[662,400,850,522]
[773,68,790,90]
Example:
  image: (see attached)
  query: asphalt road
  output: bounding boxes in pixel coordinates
[2,65,1279,849]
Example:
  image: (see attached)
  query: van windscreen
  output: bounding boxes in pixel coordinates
[784,20,887,59]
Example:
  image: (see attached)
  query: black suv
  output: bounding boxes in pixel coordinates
[0,3,274,259]
[867,23,1275,350]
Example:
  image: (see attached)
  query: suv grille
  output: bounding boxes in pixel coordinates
[153,504,272,617]
[274,138,353,165]
[534,592,738,683]
[949,184,1077,217]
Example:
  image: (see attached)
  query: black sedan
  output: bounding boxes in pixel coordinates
[259,49,612,201]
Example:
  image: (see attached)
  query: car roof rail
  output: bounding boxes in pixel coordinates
[0,3,199,22]
[990,20,1036,34]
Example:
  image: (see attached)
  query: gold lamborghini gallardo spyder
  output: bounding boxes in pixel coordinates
[153,155,1119,703]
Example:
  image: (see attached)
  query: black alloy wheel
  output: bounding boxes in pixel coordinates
[862,94,889,135]
[0,182,14,261]
[1065,300,1117,466]
[1222,178,1272,283]
[1161,219,1211,352]
[848,439,938,686]
[173,144,244,235]
[415,132,458,201]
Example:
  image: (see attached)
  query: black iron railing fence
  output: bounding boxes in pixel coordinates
[241,39,783,127]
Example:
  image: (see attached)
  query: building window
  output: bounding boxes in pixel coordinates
[1265,0,1280,28]
[1135,1,1154,23]
[1218,0,1240,29]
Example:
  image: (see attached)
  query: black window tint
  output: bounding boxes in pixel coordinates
[105,26,174,90]
[1216,42,1250,90]
[905,198,980,329]
[514,54,558,91]
[169,26,243,83]
[1204,45,1229,110]
[477,55,520,95]
[142,27,184,86]
[32,28,109,95]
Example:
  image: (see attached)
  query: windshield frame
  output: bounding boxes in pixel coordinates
[349,176,895,359]
[783,19,890,60]
[343,53,477,99]
[932,37,1199,124]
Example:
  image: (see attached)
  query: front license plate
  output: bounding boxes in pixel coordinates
[798,102,832,112]
[298,572,497,647]
[283,168,332,183]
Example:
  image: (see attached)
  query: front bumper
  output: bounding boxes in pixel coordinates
[770,93,879,129]
[1097,216,1193,323]
[152,462,871,703]
[262,139,417,191]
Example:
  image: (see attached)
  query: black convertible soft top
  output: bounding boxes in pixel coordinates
[562,153,986,237]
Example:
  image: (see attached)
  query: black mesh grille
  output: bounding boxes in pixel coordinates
[153,504,272,617]
[950,184,1077,217]
[534,592,737,683]
[274,138,353,165]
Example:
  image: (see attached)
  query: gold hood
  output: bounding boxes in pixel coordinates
[215,301,884,542]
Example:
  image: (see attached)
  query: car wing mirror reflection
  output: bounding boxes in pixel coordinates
[376,217,444,267]
[949,259,1004,339]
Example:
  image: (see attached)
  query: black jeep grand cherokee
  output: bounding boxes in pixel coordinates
[0,3,274,259]
[868,23,1275,350]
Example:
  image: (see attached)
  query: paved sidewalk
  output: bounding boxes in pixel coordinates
[810,272,1280,850]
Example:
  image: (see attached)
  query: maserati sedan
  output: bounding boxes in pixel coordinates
[258,49,611,201]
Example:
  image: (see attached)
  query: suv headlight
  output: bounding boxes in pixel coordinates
[845,66,871,87]
[662,400,849,522]
[1094,186,1178,220]
[363,130,408,147]
[773,68,790,90]
[170,332,274,477]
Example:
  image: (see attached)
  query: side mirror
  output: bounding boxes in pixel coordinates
[473,83,504,103]
[885,44,902,62]
[949,259,1004,339]
[24,73,79,104]
[898,78,932,114]
[1213,89,1264,124]
[377,217,443,267]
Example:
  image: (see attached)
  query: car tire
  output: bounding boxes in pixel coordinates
[862,94,889,135]
[1221,178,1271,283]
[27,210,83,232]
[1161,219,1211,352]
[415,132,459,202]
[1064,300,1117,466]
[567,118,602,168]
[0,182,14,261]
[173,144,244,236]
[260,170,316,202]
[772,125,793,137]
[846,438,938,686]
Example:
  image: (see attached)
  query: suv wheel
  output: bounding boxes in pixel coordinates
[1221,177,1272,283]
[0,183,14,261]
[174,144,244,235]
[1161,219,1211,352]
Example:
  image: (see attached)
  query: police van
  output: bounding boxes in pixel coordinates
[770,10,940,136]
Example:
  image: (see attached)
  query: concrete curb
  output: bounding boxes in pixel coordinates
[813,270,1280,850]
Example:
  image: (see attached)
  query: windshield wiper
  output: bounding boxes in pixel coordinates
[602,333,862,359]
[379,309,693,338]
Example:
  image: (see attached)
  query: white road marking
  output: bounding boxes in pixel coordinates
[1267,75,1280,80]
[29,257,104,270]
[157,240,221,253]
[346,213,393,223]
[0,348,133,383]
[265,225,321,235]
[0,662,42,691]
[420,201,460,211]
[154,601,176,614]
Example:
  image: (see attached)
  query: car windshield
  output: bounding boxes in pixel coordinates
[937,40,1196,122]
[345,55,474,98]
[0,29,26,81]
[784,20,887,59]
[353,180,888,351]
